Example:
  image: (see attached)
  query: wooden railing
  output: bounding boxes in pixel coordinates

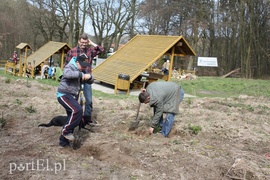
[0,59,7,68]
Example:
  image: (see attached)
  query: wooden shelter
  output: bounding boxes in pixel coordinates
[25,41,70,78]
[26,41,70,69]
[93,35,196,88]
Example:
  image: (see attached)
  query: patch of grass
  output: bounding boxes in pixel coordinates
[245,105,254,112]
[258,105,270,110]
[36,78,60,87]
[0,70,21,80]
[1,70,270,99]
[15,99,22,105]
[172,77,270,98]
[215,101,255,112]
[25,105,36,113]
[173,139,181,144]
[190,138,200,145]
[129,175,137,180]
[257,105,270,115]
[153,125,162,133]
[5,78,11,83]
[37,77,137,100]
[186,98,193,107]
[187,124,202,135]
[93,89,137,100]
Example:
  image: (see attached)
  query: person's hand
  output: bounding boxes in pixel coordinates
[88,40,97,47]
[82,74,91,81]
[149,127,154,135]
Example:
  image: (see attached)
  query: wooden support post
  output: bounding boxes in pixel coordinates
[168,46,175,82]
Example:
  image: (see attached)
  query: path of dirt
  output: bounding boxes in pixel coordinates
[0,77,270,179]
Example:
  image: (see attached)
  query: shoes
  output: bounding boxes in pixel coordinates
[87,122,95,127]
[82,115,101,127]
[59,135,70,147]
[83,115,91,123]
[86,119,100,127]
[88,120,102,127]
[59,141,70,147]
[63,133,75,141]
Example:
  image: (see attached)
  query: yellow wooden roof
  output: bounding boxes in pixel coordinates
[16,43,32,50]
[26,41,70,68]
[93,35,196,86]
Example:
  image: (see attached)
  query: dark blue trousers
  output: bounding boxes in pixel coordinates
[57,94,83,136]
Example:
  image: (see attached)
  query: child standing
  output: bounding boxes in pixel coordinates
[13,51,18,64]
[56,53,92,147]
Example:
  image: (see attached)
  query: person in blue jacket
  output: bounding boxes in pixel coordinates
[56,53,92,147]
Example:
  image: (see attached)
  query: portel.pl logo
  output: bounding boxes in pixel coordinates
[9,159,66,174]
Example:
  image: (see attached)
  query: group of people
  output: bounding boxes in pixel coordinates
[57,33,184,147]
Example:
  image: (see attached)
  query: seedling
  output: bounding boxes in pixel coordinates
[188,124,202,135]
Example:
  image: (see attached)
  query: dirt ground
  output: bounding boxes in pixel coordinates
[1,76,270,180]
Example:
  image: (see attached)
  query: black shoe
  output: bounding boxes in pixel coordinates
[83,115,91,123]
[59,141,70,147]
[59,135,70,147]
[87,122,95,127]
[83,115,96,126]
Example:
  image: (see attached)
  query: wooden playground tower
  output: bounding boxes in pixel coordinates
[5,43,32,77]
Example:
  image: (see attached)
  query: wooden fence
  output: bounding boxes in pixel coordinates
[0,60,7,68]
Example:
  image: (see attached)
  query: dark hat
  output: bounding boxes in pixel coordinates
[77,53,90,67]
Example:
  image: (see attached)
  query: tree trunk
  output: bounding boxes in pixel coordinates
[68,0,75,47]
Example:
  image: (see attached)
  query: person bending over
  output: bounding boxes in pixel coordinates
[138,81,184,137]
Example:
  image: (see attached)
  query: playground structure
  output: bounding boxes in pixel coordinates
[4,41,71,79]
[4,43,32,76]
[93,35,196,94]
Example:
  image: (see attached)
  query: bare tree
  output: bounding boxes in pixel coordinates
[0,0,269,78]
[87,0,138,53]
[0,0,32,58]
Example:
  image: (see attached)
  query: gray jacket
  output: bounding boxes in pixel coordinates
[147,81,181,127]
[57,59,82,97]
